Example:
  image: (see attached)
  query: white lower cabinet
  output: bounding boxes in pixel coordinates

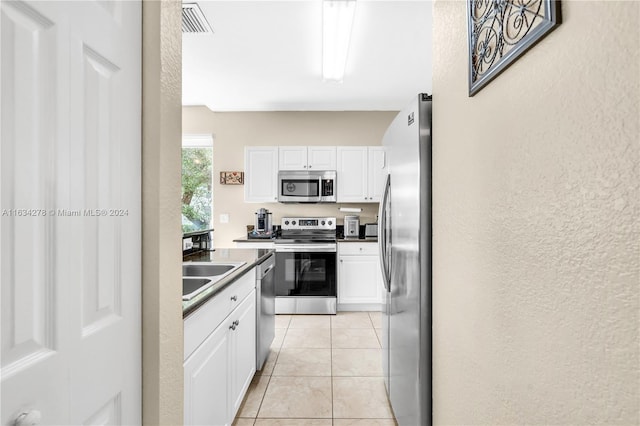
[184,270,257,426]
[229,291,257,416]
[184,322,229,426]
[337,242,384,311]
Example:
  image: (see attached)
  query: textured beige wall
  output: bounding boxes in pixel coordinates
[141,0,183,424]
[182,109,397,246]
[432,1,639,424]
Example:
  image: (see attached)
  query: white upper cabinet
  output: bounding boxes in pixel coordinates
[245,145,383,203]
[337,147,368,202]
[278,146,307,170]
[308,146,337,170]
[337,146,386,203]
[278,146,337,170]
[367,147,387,202]
[245,147,279,203]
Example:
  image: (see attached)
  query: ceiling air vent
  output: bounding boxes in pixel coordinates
[182,3,213,34]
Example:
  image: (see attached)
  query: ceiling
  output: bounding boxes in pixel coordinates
[182,1,433,111]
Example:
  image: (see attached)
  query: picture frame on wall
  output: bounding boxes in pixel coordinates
[467,0,561,96]
[219,171,244,185]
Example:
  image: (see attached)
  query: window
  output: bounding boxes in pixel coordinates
[182,135,213,234]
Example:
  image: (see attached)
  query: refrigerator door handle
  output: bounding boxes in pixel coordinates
[378,174,391,291]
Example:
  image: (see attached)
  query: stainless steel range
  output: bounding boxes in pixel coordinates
[274,217,337,314]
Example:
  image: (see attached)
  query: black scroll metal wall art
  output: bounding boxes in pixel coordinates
[468,0,561,96]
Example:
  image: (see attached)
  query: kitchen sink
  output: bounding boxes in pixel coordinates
[183,278,212,299]
[182,261,246,301]
[183,264,234,277]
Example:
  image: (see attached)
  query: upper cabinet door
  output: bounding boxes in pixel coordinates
[278,146,308,170]
[245,147,279,203]
[367,147,388,202]
[279,146,337,170]
[337,147,368,202]
[308,146,337,170]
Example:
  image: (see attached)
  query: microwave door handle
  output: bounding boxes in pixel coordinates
[378,174,391,291]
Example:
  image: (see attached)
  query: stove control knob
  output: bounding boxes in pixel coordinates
[321,221,326,225]
[328,220,333,226]
[292,221,297,225]
[284,220,290,225]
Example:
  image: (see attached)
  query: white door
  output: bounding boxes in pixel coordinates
[367,147,387,202]
[1,1,141,424]
[338,255,381,304]
[184,323,229,426]
[245,147,279,202]
[337,146,367,202]
[307,146,336,170]
[278,146,307,170]
[229,290,256,418]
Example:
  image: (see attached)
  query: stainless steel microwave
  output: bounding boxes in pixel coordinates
[278,170,337,203]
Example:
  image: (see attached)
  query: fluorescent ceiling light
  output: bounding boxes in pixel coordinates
[322,0,357,82]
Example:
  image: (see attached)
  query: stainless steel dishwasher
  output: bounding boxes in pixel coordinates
[256,252,276,370]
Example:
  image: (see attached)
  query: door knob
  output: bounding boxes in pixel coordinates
[14,410,41,426]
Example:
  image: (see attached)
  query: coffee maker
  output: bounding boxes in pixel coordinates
[250,208,273,238]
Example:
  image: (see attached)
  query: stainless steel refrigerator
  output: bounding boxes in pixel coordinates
[378,94,432,425]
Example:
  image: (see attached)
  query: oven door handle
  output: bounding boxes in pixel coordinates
[275,244,337,253]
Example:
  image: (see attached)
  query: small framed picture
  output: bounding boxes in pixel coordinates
[219,171,244,185]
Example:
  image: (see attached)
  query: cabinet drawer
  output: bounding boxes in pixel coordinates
[234,241,275,249]
[339,242,378,256]
[227,268,256,311]
[184,291,231,360]
[184,267,256,360]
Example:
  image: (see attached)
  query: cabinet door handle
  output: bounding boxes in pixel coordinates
[231,295,237,301]
[229,324,236,331]
[233,320,240,326]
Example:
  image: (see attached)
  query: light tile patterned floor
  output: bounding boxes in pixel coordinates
[233,312,396,426]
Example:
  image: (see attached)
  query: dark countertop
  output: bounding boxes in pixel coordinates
[233,238,277,243]
[234,236,378,243]
[337,238,378,243]
[182,248,274,318]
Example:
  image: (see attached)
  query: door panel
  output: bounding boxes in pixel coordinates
[184,322,229,426]
[244,147,278,202]
[1,1,66,422]
[368,147,387,202]
[230,291,256,417]
[79,44,122,335]
[336,146,367,202]
[1,0,57,372]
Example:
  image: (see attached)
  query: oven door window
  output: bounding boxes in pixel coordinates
[275,252,336,297]
[280,179,319,198]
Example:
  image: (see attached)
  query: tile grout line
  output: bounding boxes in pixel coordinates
[252,323,288,423]
[239,313,391,425]
[331,313,335,425]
